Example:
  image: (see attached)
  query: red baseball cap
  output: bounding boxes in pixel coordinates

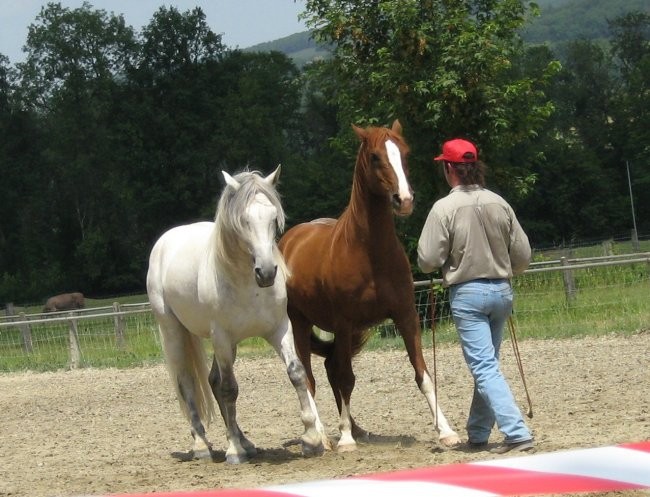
[434,139,478,163]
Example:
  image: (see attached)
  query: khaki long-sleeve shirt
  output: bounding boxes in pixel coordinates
[417,185,531,287]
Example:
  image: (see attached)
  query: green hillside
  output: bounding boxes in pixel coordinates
[245,31,330,68]
[522,0,649,43]
[245,0,648,64]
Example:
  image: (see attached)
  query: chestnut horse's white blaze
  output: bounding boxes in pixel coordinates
[146,166,326,464]
[385,139,413,207]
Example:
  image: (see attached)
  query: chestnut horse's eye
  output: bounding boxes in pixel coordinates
[370,152,382,167]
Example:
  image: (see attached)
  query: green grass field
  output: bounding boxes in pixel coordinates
[1,242,648,372]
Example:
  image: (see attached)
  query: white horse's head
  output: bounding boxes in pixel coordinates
[218,165,286,288]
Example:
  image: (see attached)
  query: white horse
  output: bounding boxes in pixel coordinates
[146,166,327,463]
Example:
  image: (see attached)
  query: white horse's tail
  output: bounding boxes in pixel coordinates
[160,328,216,428]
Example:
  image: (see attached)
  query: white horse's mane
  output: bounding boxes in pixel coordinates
[212,170,289,278]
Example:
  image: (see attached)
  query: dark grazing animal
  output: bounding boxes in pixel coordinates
[43,292,85,312]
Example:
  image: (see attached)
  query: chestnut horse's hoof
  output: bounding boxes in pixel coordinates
[337,443,357,453]
[336,428,358,452]
[439,434,462,448]
[322,435,334,451]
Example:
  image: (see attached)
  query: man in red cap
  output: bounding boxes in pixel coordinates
[417,138,534,453]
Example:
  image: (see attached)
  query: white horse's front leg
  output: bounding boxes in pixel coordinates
[221,372,257,463]
[276,322,329,456]
[209,349,257,464]
[420,372,460,446]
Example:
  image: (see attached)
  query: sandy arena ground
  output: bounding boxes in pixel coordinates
[1,333,649,497]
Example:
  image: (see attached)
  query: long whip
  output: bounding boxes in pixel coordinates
[508,314,533,418]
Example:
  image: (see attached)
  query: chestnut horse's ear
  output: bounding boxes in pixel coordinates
[391,119,403,135]
[352,124,368,141]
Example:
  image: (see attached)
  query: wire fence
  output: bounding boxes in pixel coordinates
[0,304,161,371]
[1,253,648,372]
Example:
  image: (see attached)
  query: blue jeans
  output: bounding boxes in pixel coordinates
[449,279,532,444]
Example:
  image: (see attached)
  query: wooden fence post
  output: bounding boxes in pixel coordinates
[631,229,640,252]
[19,311,33,353]
[560,256,577,305]
[602,239,613,256]
[113,302,126,350]
[68,312,81,369]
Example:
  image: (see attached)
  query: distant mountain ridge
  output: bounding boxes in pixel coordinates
[244,31,330,68]
[245,0,648,64]
[522,0,649,43]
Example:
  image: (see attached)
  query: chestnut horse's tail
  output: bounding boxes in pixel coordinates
[310,329,373,358]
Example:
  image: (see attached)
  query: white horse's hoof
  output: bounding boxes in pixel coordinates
[301,440,325,457]
[226,453,251,464]
[191,448,212,460]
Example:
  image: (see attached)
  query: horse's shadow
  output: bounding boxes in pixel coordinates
[355,432,418,447]
[170,445,302,465]
[170,432,419,464]
[358,433,464,454]
[282,431,419,450]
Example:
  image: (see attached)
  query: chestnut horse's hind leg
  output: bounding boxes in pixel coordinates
[208,349,256,464]
[393,312,461,447]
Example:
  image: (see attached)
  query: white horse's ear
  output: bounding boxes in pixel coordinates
[264,164,281,186]
[222,170,240,190]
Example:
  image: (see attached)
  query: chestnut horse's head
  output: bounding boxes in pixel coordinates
[352,119,413,216]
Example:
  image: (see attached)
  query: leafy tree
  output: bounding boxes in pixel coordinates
[16,1,137,110]
[130,8,302,241]
[515,29,649,244]
[301,0,559,251]
[609,11,650,235]
[281,59,352,224]
[120,5,229,255]
[0,54,9,112]
[0,55,51,301]
[2,3,306,300]
[12,2,139,295]
[139,6,225,76]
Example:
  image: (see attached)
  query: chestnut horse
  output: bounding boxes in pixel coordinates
[278,120,460,451]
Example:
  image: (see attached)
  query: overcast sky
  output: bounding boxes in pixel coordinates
[0,0,308,64]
